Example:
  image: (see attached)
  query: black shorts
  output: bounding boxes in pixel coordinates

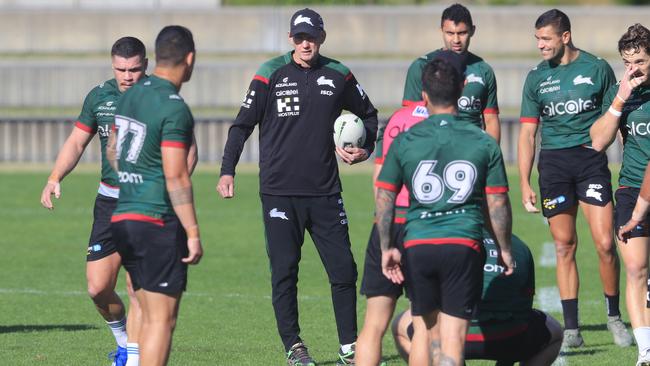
[538,146,612,218]
[615,187,650,239]
[112,216,188,294]
[87,194,119,261]
[465,310,553,361]
[405,244,483,319]
[360,222,406,298]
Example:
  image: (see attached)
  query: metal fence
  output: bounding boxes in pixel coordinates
[0,117,623,165]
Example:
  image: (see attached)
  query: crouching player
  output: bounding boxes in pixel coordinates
[391,233,564,366]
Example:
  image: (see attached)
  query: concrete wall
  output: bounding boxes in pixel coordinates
[0,6,648,56]
[0,59,624,111]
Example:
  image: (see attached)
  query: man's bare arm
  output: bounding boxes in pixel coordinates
[106,129,118,173]
[484,113,501,144]
[486,192,514,274]
[376,188,397,251]
[186,134,198,175]
[162,145,203,264]
[40,127,94,209]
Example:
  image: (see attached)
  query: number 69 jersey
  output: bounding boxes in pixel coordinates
[376,114,508,249]
[111,75,194,223]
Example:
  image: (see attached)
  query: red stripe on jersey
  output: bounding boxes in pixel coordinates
[375,181,400,192]
[404,238,480,252]
[520,117,539,124]
[100,181,119,189]
[375,157,385,164]
[161,141,187,148]
[483,107,499,115]
[74,121,95,134]
[466,323,529,342]
[345,73,353,81]
[485,186,509,194]
[402,100,417,107]
[394,217,406,224]
[253,75,269,84]
[111,213,164,227]
[112,125,117,132]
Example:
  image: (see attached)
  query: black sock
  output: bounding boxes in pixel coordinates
[562,298,579,329]
[605,293,621,317]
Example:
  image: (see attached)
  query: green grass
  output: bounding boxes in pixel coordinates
[0,166,639,365]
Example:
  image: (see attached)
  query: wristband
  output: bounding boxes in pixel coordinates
[616,94,627,103]
[608,106,622,117]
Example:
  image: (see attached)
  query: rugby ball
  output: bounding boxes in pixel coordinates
[333,113,366,148]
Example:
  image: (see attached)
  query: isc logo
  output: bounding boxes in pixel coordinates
[118,171,144,184]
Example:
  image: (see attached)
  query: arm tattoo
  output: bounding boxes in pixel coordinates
[376,188,397,251]
[487,192,513,252]
[430,340,441,366]
[169,186,194,207]
[438,354,458,366]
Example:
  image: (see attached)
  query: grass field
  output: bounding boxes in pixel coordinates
[0,165,639,365]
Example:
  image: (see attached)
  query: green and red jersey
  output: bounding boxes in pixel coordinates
[603,84,650,188]
[402,50,499,129]
[467,233,535,341]
[111,75,194,225]
[520,50,615,150]
[376,114,508,251]
[76,78,123,197]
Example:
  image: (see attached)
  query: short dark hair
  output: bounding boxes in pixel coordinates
[111,37,146,60]
[619,23,650,56]
[155,25,195,66]
[535,9,571,35]
[422,58,464,107]
[441,3,473,29]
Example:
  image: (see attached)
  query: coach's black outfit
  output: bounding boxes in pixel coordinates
[221,51,378,351]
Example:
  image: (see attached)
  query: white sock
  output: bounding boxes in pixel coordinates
[633,327,650,355]
[340,342,355,354]
[106,318,128,348]
[125,343,139,366]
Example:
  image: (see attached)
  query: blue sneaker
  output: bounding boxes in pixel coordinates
[108,346,127,366]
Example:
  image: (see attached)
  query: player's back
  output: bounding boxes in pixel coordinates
[380,114,508,246]
[112,75,194,221]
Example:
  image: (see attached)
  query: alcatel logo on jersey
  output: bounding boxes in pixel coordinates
[97,124,111,137]
[543,98,596,117]
[458,96,482,111]
[627,121,650,136]
[317,76,335,88]
[466,73,484,85]
[294,14,313,26]
[573,75,594,86]
[277,97,300,117]
[118,171,143,184]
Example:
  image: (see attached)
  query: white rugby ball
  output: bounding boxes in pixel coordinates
[333,113,366,149]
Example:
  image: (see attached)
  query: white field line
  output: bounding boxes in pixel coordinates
[536,240,568,366]
[540,242,557,267]
[0,288,330,301]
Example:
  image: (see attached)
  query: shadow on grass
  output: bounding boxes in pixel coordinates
[581,322,632,332]
[560,347,606,357]
[319,355,402,365]
[0,324,97,334]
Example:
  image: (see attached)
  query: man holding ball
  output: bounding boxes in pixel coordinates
[217,7,378,366]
